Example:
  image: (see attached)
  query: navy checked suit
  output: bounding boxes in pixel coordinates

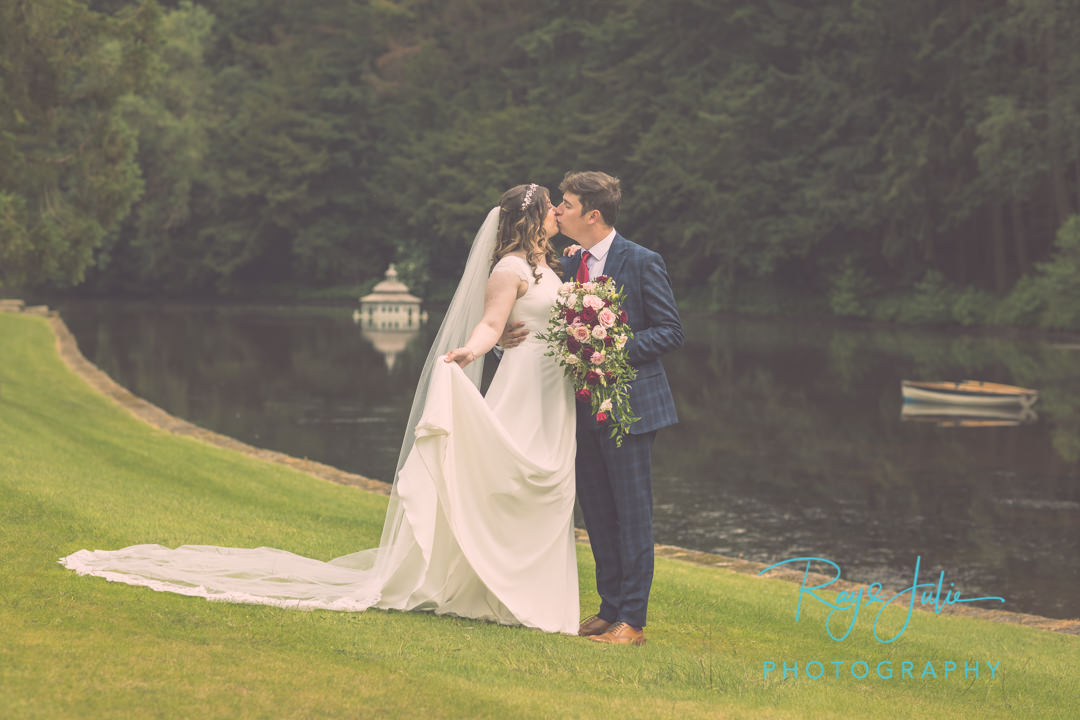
[560,233,683,628]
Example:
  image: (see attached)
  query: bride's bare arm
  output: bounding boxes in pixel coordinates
[445,271,526,367]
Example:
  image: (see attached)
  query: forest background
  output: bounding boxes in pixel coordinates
[3,0,1080,329]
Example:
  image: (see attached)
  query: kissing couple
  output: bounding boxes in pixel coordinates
[62,171,685,646]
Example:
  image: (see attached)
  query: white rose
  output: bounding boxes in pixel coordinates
[565,354,580,365]
[616,335,628,349]
[591,325,607,340]
[600,399,613,412]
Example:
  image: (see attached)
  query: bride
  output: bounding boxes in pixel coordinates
[61,184,581,634]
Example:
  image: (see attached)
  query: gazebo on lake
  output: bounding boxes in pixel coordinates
[356,265,428,370]
[358,264,425,331]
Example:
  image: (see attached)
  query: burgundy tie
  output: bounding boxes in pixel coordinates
[576,250,591,283]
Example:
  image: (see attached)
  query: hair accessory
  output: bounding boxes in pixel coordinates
[520,183,538,211]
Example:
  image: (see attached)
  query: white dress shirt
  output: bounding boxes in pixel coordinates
[583,228,617,278]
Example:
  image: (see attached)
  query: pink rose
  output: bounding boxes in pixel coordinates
[597,307,617,328]
[591,325,607,340]
[571,323,591,342]
[590,351,606,365]
[583,294,604,311]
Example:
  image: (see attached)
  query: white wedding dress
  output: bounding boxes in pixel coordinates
[61,244,580,634]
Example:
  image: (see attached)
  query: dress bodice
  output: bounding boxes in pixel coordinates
[490,255,561,342]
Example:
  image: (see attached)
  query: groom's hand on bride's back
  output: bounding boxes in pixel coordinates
[563,244,582,257]
[497,321,528,349]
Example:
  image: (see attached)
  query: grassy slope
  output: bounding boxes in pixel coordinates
[0,313,1076,719]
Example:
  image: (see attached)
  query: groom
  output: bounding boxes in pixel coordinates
[555,171,684,646]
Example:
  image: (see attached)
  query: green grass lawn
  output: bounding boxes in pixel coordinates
[1,312,1076,719]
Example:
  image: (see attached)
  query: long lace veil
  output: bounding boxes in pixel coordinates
[330,206,500,575]
[394,206,499,480]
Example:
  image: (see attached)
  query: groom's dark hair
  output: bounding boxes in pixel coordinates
[559,171,621,226]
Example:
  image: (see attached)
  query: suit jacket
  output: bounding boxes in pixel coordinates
[560,233,684,435]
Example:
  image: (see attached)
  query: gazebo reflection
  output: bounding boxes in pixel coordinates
[354,264,428,371]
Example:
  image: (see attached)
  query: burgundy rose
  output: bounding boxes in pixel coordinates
[575,388,591,403]
[605,371,616,383]
[595,411,608,423]
[563,307,577,323]
[618,309,628,324]
[580,345,594,361]
[585,370,602,385]
[603,335,614,347]
[582,307,598,324]
[594,275,610,283]
[566,337,582,353]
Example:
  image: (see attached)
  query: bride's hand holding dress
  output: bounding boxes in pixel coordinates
[444,267,526,368]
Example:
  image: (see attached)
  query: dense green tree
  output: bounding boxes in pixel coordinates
[189,0,400,291]
[83,1,215,292]
[4,0,1080,328]
[0,0,159,289]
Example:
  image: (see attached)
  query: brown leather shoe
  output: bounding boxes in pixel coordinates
[578,614,613,637]
[589,621,646,646]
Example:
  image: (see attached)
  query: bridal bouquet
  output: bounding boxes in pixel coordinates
[537,275,639,446]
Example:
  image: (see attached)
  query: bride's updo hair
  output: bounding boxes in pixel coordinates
[493,183,563,283]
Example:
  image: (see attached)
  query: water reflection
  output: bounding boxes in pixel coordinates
[355,319,423,372]
[56,302,1080,619]
[900,403,1038,427]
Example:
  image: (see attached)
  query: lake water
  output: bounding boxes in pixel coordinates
[55,300,1080,620]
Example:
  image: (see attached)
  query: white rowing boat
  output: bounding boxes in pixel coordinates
[900,380,1039,408]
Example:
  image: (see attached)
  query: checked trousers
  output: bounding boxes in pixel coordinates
[575,427,657,629]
